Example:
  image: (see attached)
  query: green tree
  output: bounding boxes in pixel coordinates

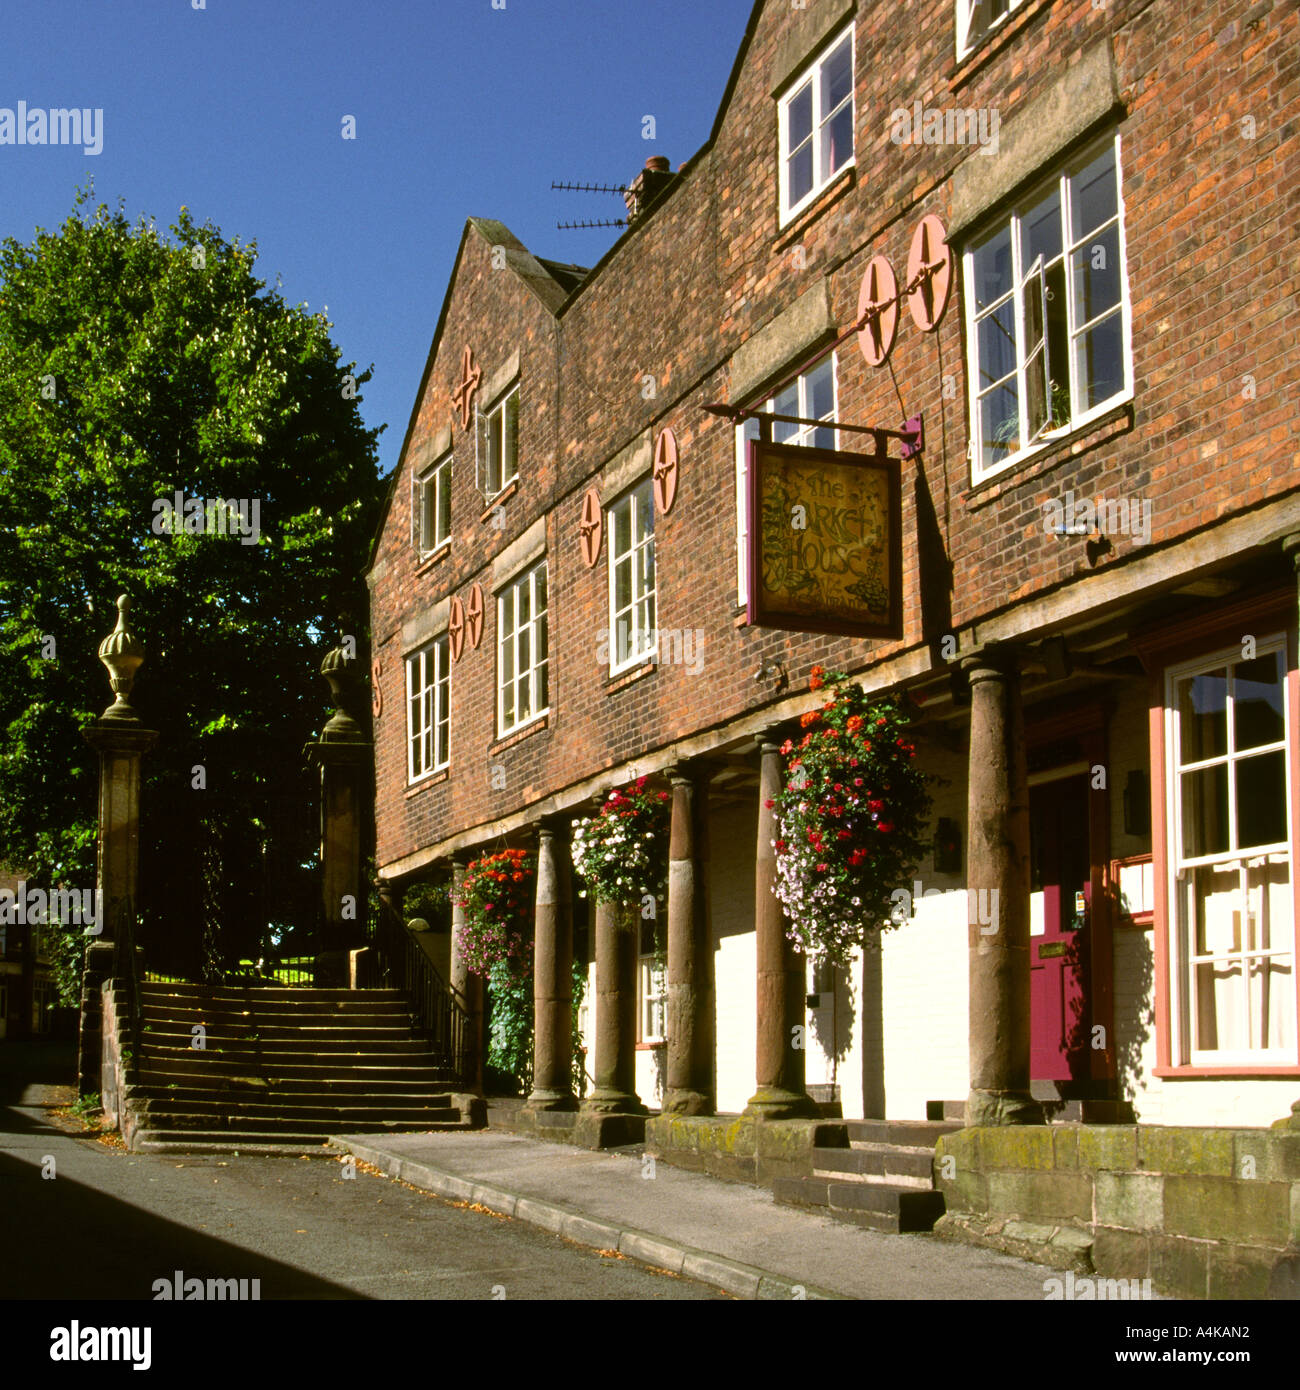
[0,190,385,989]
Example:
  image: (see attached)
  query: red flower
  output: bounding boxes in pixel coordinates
[878,821,895,834]
[809,664,825,691]
[877,717,887,726]
[800,710,820,728]
[764,799,775,809]
[816,863,829,872]
[845,715,864,734]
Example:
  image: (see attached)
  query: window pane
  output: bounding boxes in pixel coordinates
[1236,751,1286,848]
[788,140,814,207]
[822,39,852,114]
[1020,185,1062,267]
[614,555,632,613]
[971,225,1013,308]
[822,103,853,178]
[535,658,548,711]
[537,608,548,661]
[517,578,531,626]
[1075,311,1125,409]
[637,540,655,595]
[437,465,451,542]
[1070,224,1121,326]
[1070,145,1118,241]
[504,391,519,477]
[978,381,1019,468]
[787,82,813,151]
[977,301,1017,386]
[488,411,502,492]
[1178,670,1227,762]
[1181,764,1229,858]
[534,565,547,613]
[810,423,836,449]
[635,486,654,542]
[613,499,632,558]
[1234,652,1285,750]
[1194,957,1243,1052]
[1249,953,1294,1050]
[806,359,835,421]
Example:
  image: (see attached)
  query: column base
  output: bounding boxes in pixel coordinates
[662,1089,714,1117]
[526,1088,578,1113]
[965,1088,1045,1126]
[743,1086,820,1120]
[581,1089,647,1116]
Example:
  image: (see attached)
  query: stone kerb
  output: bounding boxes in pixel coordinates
[933,1125,1300,1299]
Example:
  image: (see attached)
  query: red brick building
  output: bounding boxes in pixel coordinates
[367,0,1300,1152]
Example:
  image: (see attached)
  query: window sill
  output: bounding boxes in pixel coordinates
[405,767,450,797]
[733,608,749,629]
[415,542,451,575]
[636,1040,666,1052]
[775,165,856,250]
[606,660,656,693]
[481,479,519,521]
[964,401,1134,511]
[948,0,1053,92]
[491,710,549,753]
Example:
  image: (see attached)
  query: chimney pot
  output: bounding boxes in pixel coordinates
[645,156,670,172]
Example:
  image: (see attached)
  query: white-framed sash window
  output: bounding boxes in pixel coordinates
[1166,638,1295,1065]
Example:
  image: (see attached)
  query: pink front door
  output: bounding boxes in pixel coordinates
[1029,774,1093,1081]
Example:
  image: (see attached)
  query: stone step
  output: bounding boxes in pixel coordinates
[138,1037,440,1058]
[138,1006,414,1027]
[131,1097,457,1124]
[133,1068,460,1095]
[139,1024,425,1045]
[130,1085,456,1111]
[812,1143,935,1188]
[138,986,408,1004]
[842,1118,963,1149]
[135,1058,457,1084]
[128,1110,467,1137]
[773,1176,946,1233]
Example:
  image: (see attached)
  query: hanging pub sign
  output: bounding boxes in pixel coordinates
[746,439,902,639]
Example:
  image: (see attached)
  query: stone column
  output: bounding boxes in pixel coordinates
[962,645,1042,1126]
[78,596,158,1096]
[529,821,576,1111]
[745,735,817,1119]
[664,763,715,1115]
[582,897,645,1114]
[449,856,484,1096]
[303,633,370,986]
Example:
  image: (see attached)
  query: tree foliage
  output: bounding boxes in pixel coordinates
[0,189,385,985]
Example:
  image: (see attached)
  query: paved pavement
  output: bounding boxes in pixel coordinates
[332,1123,1053,1300]
[0,1043,722,1300]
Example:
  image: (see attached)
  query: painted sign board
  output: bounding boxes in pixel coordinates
[745,439,902,639]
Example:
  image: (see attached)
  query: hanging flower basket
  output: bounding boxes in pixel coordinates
[570,776,670,910]
[453,847,535,977]
[772,666,932,966]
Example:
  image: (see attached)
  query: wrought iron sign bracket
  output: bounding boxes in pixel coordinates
[703,403,923,460]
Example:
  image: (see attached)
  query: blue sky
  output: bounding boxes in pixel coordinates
[2,0,754,476]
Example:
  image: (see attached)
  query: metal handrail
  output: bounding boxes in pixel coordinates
[369,911,470,1084]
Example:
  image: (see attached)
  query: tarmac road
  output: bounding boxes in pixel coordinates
[0,1042,723,1301]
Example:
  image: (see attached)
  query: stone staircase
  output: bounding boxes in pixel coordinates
[773,1119,960,1232]
[115,983,476,1153]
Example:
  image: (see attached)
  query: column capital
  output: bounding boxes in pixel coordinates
[959,642,1023,680]
[533,814,571,844]
[1281,532,1300,569]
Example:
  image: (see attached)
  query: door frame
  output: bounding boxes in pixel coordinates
[1025,700,1115,1088]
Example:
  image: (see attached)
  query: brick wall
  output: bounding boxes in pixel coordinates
[370,0,1300,875]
